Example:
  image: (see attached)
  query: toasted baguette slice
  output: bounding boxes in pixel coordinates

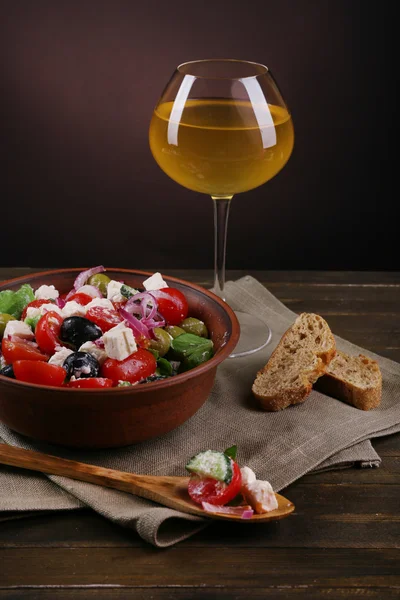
[252,313,336,411]
[316,350,382,410]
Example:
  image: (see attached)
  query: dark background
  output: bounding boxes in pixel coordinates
[0,1,395,270]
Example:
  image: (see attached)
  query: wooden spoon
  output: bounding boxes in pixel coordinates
[0,444,294,522]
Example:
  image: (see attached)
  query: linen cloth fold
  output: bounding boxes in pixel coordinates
[0,276,399,547]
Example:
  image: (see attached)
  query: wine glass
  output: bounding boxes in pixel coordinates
[149,59,294,357]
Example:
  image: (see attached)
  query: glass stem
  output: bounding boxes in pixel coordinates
[212,196,233,301]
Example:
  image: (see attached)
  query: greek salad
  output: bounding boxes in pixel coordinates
[185,446,278,518]
[0,266,214,388]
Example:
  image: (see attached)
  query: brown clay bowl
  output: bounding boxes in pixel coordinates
[0,268,239,449]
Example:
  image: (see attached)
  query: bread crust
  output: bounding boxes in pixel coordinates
[252,313,336,411]
[253,377,315,412]
[316,353,382,411]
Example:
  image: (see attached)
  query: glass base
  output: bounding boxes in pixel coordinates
[229,310,272,358]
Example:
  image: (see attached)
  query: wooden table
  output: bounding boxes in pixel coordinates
[0,269,399,599]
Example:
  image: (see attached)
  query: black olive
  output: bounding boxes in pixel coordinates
[63,352,100,379]
[60,316,102,349]
[0,364,15,378]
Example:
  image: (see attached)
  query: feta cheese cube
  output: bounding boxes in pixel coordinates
[45,304,64,317]
[34,284,59,300]
[240,466,278,514]
[26,303,63,320]
[240,466,257,486]
[79,341,107,365]
[142,272,168,291]
[246,480,278,513]
[85,297,115,311]
[62,301,87,319]
[48,347,73,367]
[103,322,137,361]
[3,320,35,341]
[25,306,42,320]
[106,280,125,303]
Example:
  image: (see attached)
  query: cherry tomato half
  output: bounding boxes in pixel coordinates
[13,360,66,387]
[86,306,123,332]
[187,459,242,506]
[35,311,64,354]
[101,348,156,384]
[151,288,188,326]
[67,377,113,389]
[65,292,93,306]
[21,299,56,320]
[111,299,128,311]
[2,338,49,363]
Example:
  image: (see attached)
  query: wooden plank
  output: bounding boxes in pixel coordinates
[0,588,398,599]
[0,484,398,550]
[272,289,400,315]
[370,348,400,361]
[300,456,400,484]
[169,271,400,286]
[298,314,400,335]
[0,268,44,283]
[0,510,139,549]
[2,270,400,324]
[194,483,400,548]
[373,434,400,456]
[1,547,399,587]
[163,270,400,287]
[2,269,400,287]
[3,270,400,320]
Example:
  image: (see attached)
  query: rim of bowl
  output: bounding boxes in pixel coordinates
[0,267,240,393]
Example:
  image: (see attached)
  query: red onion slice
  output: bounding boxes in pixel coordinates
[119,308,150,340]
[124,303,143,317]
[125,292,158,320]
[142,300,155,320]
[121,294,163,334]
[73,265,105,291]
[142,316,166,329]
[201,502,254,519]
[56,297,66,309]
[76,284,103,298]
[240,509,255,519]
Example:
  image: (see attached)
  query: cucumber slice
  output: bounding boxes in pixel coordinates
[186,450,233,484]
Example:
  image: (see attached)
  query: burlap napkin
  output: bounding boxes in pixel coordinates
[1,276,399,547]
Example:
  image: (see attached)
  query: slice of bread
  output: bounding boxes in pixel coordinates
[315,350,382,410]
[252,313,336,411]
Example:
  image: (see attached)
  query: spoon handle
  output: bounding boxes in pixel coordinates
[0,443,186,507]
[0,444,295,522]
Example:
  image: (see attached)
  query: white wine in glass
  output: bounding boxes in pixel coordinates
[149,59,294,357]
